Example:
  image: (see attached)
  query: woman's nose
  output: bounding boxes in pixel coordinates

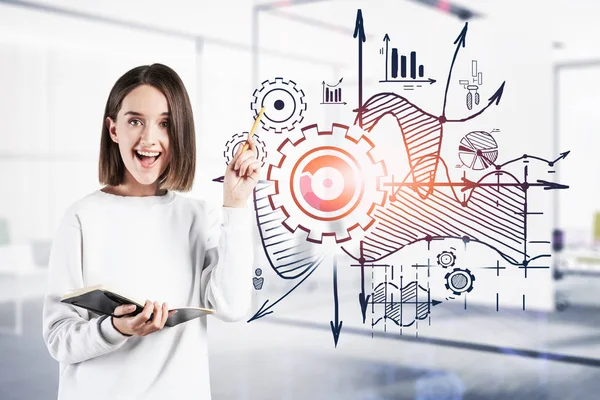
[140,125,157,147]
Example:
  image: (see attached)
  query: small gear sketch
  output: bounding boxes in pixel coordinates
[223,132,267,167]
[251,77,307,134]
[436,251,456,268]
[444,268,475,296]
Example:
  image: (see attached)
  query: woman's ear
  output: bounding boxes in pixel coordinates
[106,117,118,143]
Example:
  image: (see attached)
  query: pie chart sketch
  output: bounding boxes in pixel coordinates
[458,131,499,170]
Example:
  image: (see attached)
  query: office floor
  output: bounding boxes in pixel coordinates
[1,276,600,400]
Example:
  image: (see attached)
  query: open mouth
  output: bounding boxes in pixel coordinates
[134,150,161,168]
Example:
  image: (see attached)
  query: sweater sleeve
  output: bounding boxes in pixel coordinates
[42,210,130,365]
[199,204,254,322]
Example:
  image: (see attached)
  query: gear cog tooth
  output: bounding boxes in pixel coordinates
[269,193,284,209]
[373,159,387,178]
[357,213,375,230]
[288,128,305,144]
[373,189,387,207]
[302,125,320,139]
[283,214,300,232]
[369,146,388,167]
[268,150,284,169]
[268,166,283,181]
[307,229,324,243]
[332,222,352,241]
[356,135,375,155]
[346,125,365,142]
[331,124,349,139]
[278,139,295,156]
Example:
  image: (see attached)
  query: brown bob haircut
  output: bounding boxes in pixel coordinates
[99,63,195,192]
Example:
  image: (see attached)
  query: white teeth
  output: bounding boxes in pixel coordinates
[136,150,160,157]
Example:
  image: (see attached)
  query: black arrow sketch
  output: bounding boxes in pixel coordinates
[383,33,390,81]
[353,9,366,128]
[497,151,571,169]
[247,256,324,322]
[330,256,343,348]
[442,22,468,118]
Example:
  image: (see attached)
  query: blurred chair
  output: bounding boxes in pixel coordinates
[0,218,50,336]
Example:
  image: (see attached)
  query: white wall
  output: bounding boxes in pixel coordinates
[0,2,198,242]
[557,65,600,247]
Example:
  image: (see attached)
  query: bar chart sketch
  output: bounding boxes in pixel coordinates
[379,33,436,88]
[321,78,346,105]
[459,60,483,109]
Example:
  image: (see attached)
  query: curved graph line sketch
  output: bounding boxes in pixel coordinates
[251,77,307,134]
[342,154,568,267]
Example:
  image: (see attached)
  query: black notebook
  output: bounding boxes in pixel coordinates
[61,284,214,327]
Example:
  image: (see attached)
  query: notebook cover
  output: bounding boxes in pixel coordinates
[61,288,213,327]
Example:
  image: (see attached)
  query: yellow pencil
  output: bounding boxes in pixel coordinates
[241,106,265,153]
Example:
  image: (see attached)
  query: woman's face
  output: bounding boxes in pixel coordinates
[107,84,171,187]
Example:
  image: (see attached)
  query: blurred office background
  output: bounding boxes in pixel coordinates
[1,0,600,399]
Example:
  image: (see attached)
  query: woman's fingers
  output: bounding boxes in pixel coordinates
[160,303,169,327]
[247,160,262,178]
[119,300,173,337]
[138,302,161,336]
[113,303,137,317]
[230,137,255,169]
[227,142,244,172]
[239,156,258,177]
[241,159,261,179]
[130,300,154,331]
[150,302,163,330]
[234,150,256,173]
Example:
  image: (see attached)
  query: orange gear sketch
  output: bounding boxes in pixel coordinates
[267,123,387,243]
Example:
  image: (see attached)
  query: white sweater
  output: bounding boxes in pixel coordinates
[41,189,254,400]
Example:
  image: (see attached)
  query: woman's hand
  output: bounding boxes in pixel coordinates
[111,300,177,337]
[223,137,262,208]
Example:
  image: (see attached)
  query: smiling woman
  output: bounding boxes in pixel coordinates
[41,63,262,400]
[99,64,195,195]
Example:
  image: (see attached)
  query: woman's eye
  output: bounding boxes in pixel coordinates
[160,121,170,128]
[129,119,142,127]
